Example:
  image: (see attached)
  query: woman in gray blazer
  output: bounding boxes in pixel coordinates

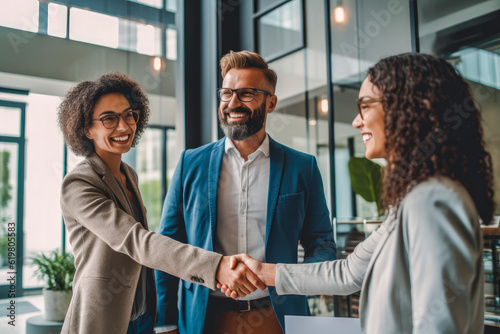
[57,73,264,334]
[221,53,495,333]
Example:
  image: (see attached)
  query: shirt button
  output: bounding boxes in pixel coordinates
[240,210,245,214]
[242,188,246,192]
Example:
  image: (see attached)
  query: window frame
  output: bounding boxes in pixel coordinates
[253,0,306,62]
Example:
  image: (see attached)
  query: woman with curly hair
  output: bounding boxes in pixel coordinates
[222,53,495,333]
[58,72,264,334]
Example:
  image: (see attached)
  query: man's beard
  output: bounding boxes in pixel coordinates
[219,101,266,141]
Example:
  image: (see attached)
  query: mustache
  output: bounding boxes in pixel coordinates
[222,106,252,115]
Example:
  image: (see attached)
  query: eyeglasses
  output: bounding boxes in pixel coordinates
[217,88,273,102]
[92,109,140,129]
[356,98,382,119]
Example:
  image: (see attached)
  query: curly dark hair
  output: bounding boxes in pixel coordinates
[57,72,150,156]
[367,53,495,224]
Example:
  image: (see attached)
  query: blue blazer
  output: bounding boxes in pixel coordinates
[155,136,336,333]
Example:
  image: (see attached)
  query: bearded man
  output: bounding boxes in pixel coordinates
[155,50,336,334]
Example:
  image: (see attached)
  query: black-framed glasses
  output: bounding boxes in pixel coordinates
[356,98,382,119]
[92,109,140,129]
[217,88,273,102]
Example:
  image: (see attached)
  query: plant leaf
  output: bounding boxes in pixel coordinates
[348,156,383,208]
[30,248,75,291]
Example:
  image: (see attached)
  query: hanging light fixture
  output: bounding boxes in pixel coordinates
[320,98,329,114]
[153,56,162,71]
[334,0,346,24]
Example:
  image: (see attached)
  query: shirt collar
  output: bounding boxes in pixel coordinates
[224,134,270,157]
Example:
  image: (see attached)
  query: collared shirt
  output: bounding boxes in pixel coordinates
[211,134,270,300]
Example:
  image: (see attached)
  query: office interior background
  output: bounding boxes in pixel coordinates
[0,0,499,325]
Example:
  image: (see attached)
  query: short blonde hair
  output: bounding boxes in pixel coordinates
[220,50,277,92]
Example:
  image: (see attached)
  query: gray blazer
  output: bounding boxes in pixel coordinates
[60,153,222,334]
[276,177,484,334]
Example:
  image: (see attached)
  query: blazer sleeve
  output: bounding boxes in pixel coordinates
[60,158,222,291]
[155,151,187,327]
[276,219,390,295]
[300,157,337,262]
[401,182,482,334]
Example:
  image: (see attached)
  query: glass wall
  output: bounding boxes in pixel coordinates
[417,0,500,320]
[417,0,500,218]
[124,127,176,233]
[251,0,500,319]
[329,0,413,220]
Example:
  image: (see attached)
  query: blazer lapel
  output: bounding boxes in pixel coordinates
[265,137,284,248]
[86,153,132,215]
[208,139,225,244]
[121,163,149,229]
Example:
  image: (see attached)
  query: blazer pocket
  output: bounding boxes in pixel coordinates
[275,192,306,236]
[278,191,304,203]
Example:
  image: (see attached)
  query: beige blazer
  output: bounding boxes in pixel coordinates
[276,177,484,333]
[60,153,222,334]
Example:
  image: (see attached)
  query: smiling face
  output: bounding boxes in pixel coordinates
[218,68,277,141]
[352,77,386,159]
[86,93,136,161]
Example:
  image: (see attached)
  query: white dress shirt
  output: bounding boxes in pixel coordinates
[211,134,270,300]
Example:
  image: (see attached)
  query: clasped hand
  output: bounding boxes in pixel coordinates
[216,254,275,300]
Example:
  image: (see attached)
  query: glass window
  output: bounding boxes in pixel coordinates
[136,23,162,56]
[257,0,303,59]
[328,0,412,220]
[450,46,500,218]
[329,0,412,84]
[123,127,176,234]
[69,8,119,49]
[256,0,284,12]
[23,93,64,288]
[47,2,68,38]
[0,105,21,137]
[127,0,163,9]
[166,0,177,12]
[0,143,18,225]
[166,28,177,60]
[0,143,18,280]
[0,0,38,33]
[136,128,163,232]
[266,51,308,153]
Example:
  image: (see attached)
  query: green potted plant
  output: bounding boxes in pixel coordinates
[348,156,384,217]
[32,248,75,322]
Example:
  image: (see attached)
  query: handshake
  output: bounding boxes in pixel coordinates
[215,254,276,300]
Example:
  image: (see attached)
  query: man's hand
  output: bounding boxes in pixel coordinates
[216,256,266,299]
[217,254,277,298]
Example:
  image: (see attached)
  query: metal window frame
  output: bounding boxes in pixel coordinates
[253,0,306,62]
